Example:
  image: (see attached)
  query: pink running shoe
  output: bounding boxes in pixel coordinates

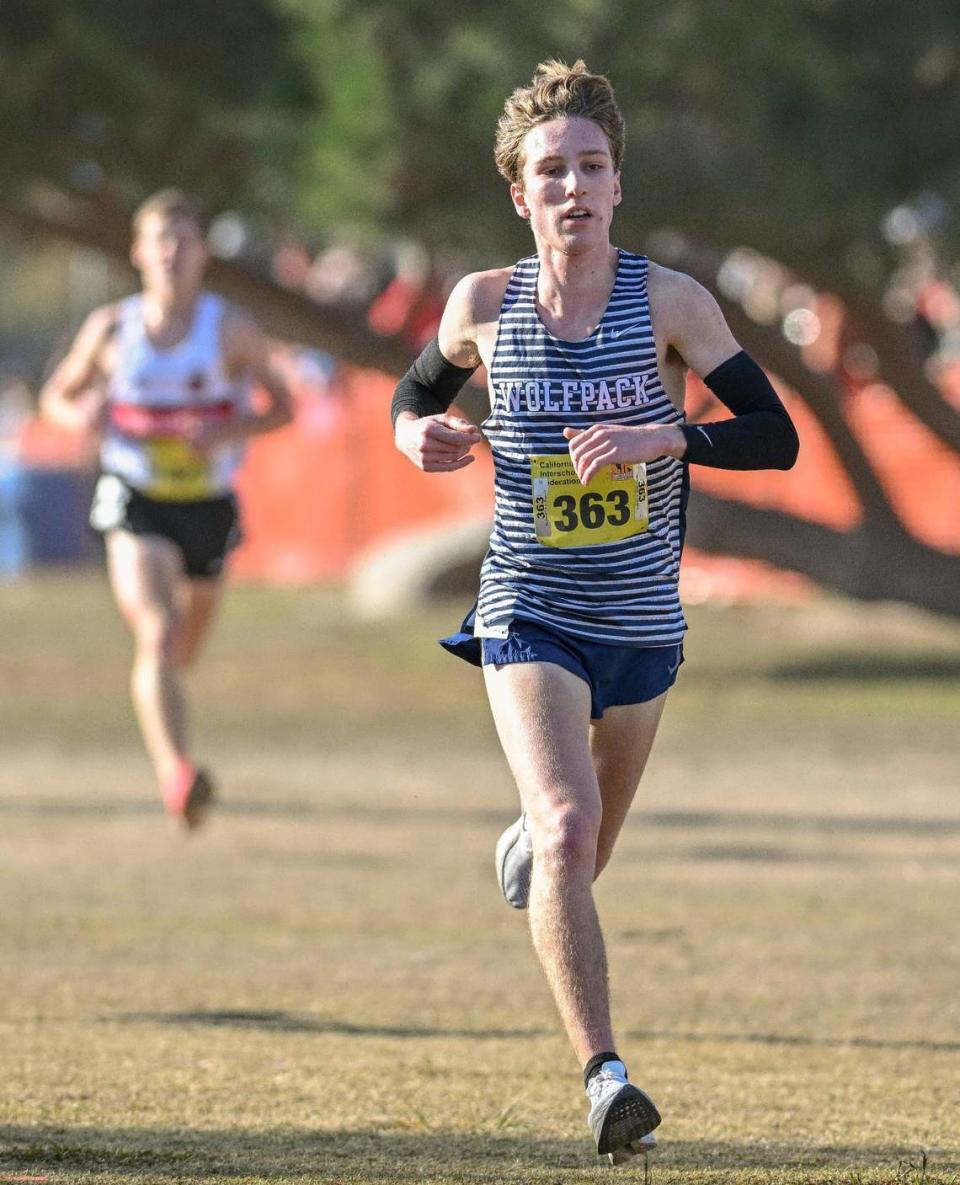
[162,760,215,829]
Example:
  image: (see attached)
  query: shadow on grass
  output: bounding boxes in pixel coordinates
[626,1027,960,1054]
[638,842,877,864]
[1,1125,955,1181]
[100,1010,960,1054]
[4,796,960,844]
[102,1009,546,1041]
[642,809,960,838]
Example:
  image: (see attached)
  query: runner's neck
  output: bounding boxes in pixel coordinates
[140,289,202,351]
[536,245,619,341]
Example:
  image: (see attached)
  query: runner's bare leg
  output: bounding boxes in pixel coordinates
[591,693,669,878]
[106,529,189,787]
[484,659,612,1063]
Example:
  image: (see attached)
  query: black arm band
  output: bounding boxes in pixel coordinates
[681,350,799,470]
[390,338,478,427]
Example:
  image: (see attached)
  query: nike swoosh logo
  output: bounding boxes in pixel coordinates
[609,322,646,340]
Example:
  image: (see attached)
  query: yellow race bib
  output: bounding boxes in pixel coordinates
[531,454,648,548]
[145,438,213,501]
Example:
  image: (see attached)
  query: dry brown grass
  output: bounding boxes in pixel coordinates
[1,574,959,1184]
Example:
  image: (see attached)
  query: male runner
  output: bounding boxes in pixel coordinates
[42,189,293,828]
[391,62,798,1163]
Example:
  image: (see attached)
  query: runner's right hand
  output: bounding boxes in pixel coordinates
[394,412,482,473]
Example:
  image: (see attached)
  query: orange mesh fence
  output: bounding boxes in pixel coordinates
[231,365,493,582]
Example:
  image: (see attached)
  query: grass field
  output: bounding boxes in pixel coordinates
[1,572,959,1185]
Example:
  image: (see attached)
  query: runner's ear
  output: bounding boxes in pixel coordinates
[510,184,530,219]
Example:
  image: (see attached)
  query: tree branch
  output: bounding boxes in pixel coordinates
[724,247,960,454]
[687,490,960,618]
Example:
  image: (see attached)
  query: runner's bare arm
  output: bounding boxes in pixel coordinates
[652,268,741,381]
[392,270,505,474]
[39,306,117,433]
[199,312,294,446]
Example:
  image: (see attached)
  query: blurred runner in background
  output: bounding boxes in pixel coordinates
[42,189,293,828]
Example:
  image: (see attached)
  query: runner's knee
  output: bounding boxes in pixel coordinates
[170,632,202,671]
[532,799,602,871]
[169,645,192,672]
[132,610,179,663]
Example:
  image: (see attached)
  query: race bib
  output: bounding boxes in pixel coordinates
[145,438,213,501]
[531,454,648,548]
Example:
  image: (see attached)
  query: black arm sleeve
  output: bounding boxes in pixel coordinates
[390,337,478,426]
[680,350,800,470]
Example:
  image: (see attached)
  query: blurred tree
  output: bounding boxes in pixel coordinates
[292,1,960,422]
[290,1,960,270]
[0,0,419,371]
[0,0,313,214]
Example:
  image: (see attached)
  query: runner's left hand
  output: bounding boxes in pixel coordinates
[563,423,686,485]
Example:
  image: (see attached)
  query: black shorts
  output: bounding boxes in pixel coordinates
[90,473,241,579]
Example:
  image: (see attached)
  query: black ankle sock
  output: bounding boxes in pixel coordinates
[583,1050,623,1087]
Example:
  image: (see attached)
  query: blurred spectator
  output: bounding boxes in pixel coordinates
[367,240,444,350]
[306,243,382,307]
[271,233,313,291]
[281,346,344,437]
[880,197,960,406]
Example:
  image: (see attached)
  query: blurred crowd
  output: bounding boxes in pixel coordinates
[258,226,492,396]
[209,211,460,355]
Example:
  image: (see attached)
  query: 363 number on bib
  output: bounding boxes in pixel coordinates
[531,454,648,548]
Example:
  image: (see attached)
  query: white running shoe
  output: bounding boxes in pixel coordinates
[494,812,533,909]
[586,1061,661,1164]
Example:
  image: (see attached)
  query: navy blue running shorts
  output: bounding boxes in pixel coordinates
[440,615,684,719]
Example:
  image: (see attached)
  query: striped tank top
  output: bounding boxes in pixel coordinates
[475,250,688,647]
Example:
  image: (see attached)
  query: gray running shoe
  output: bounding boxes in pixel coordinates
[586,1063,661,1165]
[494,812,533,909]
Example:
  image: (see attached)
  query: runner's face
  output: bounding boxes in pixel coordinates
[132,213,208,298]
[511,117,621,254]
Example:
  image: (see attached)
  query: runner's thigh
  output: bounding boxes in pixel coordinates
[590,693,669,867]
[590,692,669,808]
[483,659,599,818]
[173,575,225,666]
[105,529,184,624]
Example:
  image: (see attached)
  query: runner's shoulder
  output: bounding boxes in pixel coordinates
[647,261,712,309]
[446,267,513,328]
[219,299,257,334]
[73,301,124,360]
[646,261,723,340]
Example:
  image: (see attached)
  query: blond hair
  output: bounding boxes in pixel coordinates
[494,59,625,185]
[131,188,207,238]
